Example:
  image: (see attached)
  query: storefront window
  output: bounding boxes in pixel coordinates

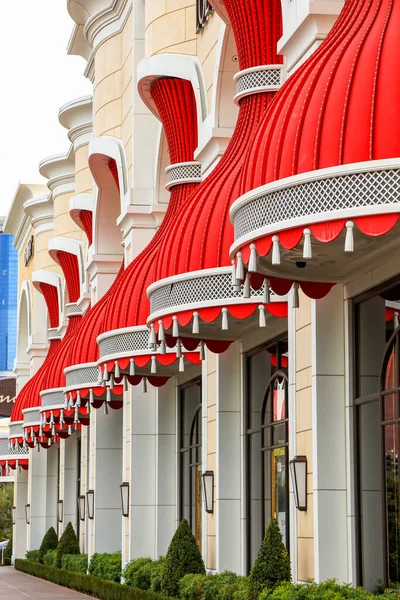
[245,338,289,571]
[355,288,400,589]
[178,379,202,547]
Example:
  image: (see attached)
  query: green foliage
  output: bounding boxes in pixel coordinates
[249,518,291,599]
[15,559,173,600]
[124,557,154,589]
[3,534,12,565]
[62,553,88,573]
[43,550,57,567]
[257,580,400,599]
[89,552,122,582]
[39,526,58,563]
[161,519,205,598]
[0,485,13,541]
[179,573,208,600]
[150,557,166,593]
[25,549,40,562]
[56,522,80,568]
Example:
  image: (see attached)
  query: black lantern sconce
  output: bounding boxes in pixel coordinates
[57,500,64,523]
[25,504,30,525]
[289,456,307,511]
[120,483,129,517]
[86,490,94,520]
[78,495,85,521]
[201,471,214,514]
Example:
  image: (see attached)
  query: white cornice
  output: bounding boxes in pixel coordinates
[58,96,93,151]
[67,23,91,61]
[23,195,53,230]
[68,0,131,80]
[4,183,49,249]
[39,148,75,199]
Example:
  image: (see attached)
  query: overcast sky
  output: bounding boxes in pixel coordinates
[0,0,92,217]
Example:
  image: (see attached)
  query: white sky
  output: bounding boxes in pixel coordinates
[0,0,92,217]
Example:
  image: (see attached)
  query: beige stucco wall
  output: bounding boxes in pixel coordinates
[53,192,84,242]
[145,3,222,114]
[295,293,314,581]
[75,145,92,196]
[93,11,133,181]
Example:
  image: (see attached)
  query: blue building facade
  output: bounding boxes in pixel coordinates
[0,229,17,373]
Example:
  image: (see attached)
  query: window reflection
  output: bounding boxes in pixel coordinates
[246,338,289,571]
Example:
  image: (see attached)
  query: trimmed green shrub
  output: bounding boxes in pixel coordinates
[62,553,88,573]
[25,549,40,562]
[124,557,153,589]
[89,552,122,582]
[179,573,208,600]
[15,559,173,600]
[249,518,290,599]
[43,550,57,567]
[150,557,166,593]
[3,535,12,565]
[161,519,205,598]
[56,522,80,568]
[257,580,400,599]
[39,526,58,563]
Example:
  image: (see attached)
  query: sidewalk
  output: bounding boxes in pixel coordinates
[0,566,92,599]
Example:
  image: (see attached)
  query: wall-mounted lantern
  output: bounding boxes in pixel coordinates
[12,506,16,525]
[78,495,85,521]
[57,500,64,523]
[25,504,30,525]
[120,483,129,517]
[201,471,214,514]
[289,456,307,511]
[86,490,94,520]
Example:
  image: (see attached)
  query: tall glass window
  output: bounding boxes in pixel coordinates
[354,287,400,589]
[245,338,289,571]
[178,379,202,547]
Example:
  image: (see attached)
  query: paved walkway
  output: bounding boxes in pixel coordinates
[0,567,92,599]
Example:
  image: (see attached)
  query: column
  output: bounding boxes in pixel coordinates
[215,343,242,573]
[155,380,177,556]
[293,293,314,581]
[13,467,28,560]
[312,284,348,582]
[28,448,54,549]
[128,385,156,559]
[46,444,59,531]
[90,407,123,554]
[63,437,78,534]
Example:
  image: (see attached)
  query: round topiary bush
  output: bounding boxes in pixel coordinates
[56,522,80,568]
[161,519,205,598]
[249,518,291,599]
[39,526,58,563]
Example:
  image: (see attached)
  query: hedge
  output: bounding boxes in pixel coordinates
[62,553,88,574]
[43,550,57,567]
[89,552,122,582]
[15,560,173,600]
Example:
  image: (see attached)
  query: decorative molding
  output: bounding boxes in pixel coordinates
[39,149,75,199]
[58,96,93,151]
[4,183,49,250]
[165,162,202,190]
[233,65,285,104]
[138,54,208,132]
[230,159,400,255]
[23,195,53,230]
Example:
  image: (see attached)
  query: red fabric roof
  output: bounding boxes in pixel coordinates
[101,78,200,333]
[240,0,400,190]
[35,282,60,329]
[149,0,282,281]
[10,338,61,423]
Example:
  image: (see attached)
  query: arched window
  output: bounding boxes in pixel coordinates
[179,379,202,546]
[355,291,400,589]
[381,327,400,586]
[245,339,289,571]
